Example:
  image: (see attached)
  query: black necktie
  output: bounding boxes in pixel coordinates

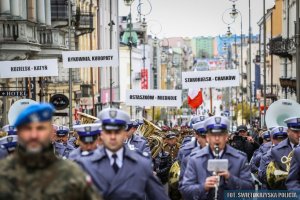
[112,154,119,173]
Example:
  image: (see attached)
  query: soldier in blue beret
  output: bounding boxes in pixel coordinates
[69,124,101,161]
[125,120,150,155]
[258,121,298,189]
[180,116,253,200]
[53,125,75,159]
[77,108,169,200]
[0,103,102,199]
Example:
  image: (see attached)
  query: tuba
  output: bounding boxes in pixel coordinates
[168,161,181,200]
[265,99,300,189]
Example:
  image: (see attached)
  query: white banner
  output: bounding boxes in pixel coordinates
[182,69,240,89]
[0,59,58,78]
[62,49,119,68]
[126,89,182,107]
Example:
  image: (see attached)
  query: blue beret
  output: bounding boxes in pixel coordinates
[2,125,17,135]
[13,103,55,127]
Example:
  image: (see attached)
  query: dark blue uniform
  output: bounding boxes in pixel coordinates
[258,138,293,188]
[54,142,75,159]
[286,147,300,189]
[250,142,272,174]
[180,145,253,200]
[177,140,198,166]
[78,146,169,200]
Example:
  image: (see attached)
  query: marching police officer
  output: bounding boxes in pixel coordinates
[286,119,300,189]
[180,116,253,200]
[125,120,150,154]
[69,124,101,162]
[178,120,208,192]
[258,122,298,189]
[0,103,102,200]
[250,131,272,175]
[0,125,18,159]
[0,134,18,159]
[53,125,75,159]
[77,108,169,200]
[177,116,206,167]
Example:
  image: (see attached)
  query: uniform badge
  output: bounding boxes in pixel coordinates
[6,136,13,143]
[109,110,117,118]
[42,111,50,118]
[8,126,14,131]
[200,116,205,121]
[59,126,64,130]
[84,126,91,134]
[297,118,300,123]
[29,114,39,122]
[279,127,283,132]
[215,117,221,124]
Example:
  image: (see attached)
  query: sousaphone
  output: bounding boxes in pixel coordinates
[8,99,38,125]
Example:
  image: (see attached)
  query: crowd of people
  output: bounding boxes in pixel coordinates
[0,100,300,199]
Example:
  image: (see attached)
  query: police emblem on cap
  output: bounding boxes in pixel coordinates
[279,127,283,132]
[6,136,13,143]
[109,110,117,118]
[8,126,14,131]
[59,126,63,130]
[297,118,300,123]
[215,117,221,124]
[84,126,91,134]
[200,116,205,121]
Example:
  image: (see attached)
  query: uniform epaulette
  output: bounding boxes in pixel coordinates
[236,149,247,157]
[190,151,198,157]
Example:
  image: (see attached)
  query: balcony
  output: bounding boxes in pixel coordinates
[75,8,94,36]
[38,28,67,49]
[268,36,295,60]
[279,77,296,94]
[0,20,40,60]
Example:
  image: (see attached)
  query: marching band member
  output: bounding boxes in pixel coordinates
[163,131,181,163]
[180,116,253,200]
[76,108,169,200]
[68,124,101,162]
[258,122,298,189]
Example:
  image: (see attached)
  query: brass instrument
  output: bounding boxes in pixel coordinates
[148,135,163,159]
[136,118,162,138]
[77,112,99,124]
[266,150,294,189]
[265,99,300,189]
[168,160,181,200]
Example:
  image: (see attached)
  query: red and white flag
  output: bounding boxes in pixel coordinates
[188,89,203,109]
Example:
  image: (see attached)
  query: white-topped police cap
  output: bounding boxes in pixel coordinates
[2,125,17,135]
[74,124,100,143]
[98,108,130,130]
[205,116,230,133]
[56,126,70,136]
[284,117,300,131]
[271,126,288,138]
[192,121,206,135]
[0,135,18,152]
[262,130,271,140]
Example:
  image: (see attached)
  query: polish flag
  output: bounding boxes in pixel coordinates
[188,89,203,109]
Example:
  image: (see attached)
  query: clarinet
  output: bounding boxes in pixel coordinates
[213,144,220,200]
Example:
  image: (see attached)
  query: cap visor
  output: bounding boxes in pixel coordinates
[103,125,124,131]
[290,127,300,131]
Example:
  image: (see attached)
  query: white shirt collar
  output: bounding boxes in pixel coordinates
[105,147,124,168]
[290,142,298,149]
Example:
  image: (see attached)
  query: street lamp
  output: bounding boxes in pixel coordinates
[229,3,238,19]
[124,0,134,6]
[226,26,233,38]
